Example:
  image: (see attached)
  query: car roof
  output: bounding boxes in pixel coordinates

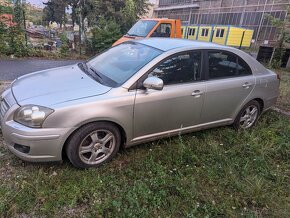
[135,38,227,51]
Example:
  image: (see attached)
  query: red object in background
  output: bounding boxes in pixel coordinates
[0,14,16,27]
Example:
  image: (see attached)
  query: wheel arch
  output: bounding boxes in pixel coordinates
[252,97,264,113]
[61,120,127,159]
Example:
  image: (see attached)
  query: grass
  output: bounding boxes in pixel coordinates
[276,69,290,111]
[0,70,289,217]
[0,111,289,217]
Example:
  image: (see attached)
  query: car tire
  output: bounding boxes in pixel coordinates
[233,100,261,130]
[66,122,121,169]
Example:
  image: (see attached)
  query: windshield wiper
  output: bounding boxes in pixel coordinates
[78,62,103,84]
[126,33,139,37]
[89,66,103,81]
[78,62,89,72]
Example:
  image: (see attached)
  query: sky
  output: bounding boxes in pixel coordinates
[26,0,47,8]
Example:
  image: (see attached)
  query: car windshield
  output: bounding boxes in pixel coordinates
[126,20,158,37]
[87,42,163,87]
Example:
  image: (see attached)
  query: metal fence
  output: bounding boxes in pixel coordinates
[155,0,290,42]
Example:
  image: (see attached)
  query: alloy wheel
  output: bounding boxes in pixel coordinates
[239,105,258,129]
[78,129,116,165]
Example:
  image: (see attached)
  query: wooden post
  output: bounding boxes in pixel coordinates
[239,31,246,49]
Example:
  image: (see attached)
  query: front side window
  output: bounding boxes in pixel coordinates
[149,51,202,85]
[127,20,158,37]
[87,43,162,87]
[151,23,172,37]
[208,51,252,79]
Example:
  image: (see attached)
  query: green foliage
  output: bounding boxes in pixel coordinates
[6,26,28,57]
[0,22,28,57]
[265,7,290,69]
[67,0,149,32]
[0,22,9,55]
[90,19,122,53]
[13,0,24,27]
[60,33,69,56]
[43,0,67,27]
[0,0,29,57]
[0,5,13,14]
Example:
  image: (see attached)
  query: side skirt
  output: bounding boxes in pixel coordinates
[125,118,233,148]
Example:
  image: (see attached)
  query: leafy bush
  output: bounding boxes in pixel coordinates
[90,19,122,54]
[0,23,10,55]
[60,33,69,57]
[0,23,29,57]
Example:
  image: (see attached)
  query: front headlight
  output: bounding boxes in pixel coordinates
[14,105,54,128]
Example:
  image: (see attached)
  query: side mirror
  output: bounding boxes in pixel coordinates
[143,76,164,90]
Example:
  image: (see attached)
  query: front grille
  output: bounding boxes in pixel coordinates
[0,98,10,118]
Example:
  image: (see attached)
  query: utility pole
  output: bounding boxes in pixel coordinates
[78,1,82,55]
[22,2,27,46]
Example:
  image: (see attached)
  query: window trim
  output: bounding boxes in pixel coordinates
[130,50,205,90]
[204,49,253,81]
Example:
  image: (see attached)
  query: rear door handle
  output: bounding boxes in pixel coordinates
[242,82,252,89]
[191,90,203,98]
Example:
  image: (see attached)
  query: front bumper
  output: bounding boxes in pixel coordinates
[2,119,72,162]
[0,89,74,162]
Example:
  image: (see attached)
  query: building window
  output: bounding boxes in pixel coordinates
[188,28,196,36]
[201,28,209,37]
[216,28,225,38]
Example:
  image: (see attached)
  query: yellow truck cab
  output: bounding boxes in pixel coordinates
[113,18,182,46]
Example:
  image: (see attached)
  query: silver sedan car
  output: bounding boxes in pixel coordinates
[0,38,279,168]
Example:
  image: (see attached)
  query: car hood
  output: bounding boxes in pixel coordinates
[12,64,112,107]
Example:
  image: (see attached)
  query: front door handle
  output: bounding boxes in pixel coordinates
[191,90,203,98]
[242,82,252,89]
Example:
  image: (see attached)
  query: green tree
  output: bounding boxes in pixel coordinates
[84,0,150,32]
[0,22,10,55]
[60,33,69,56]
[265,7,290,68]
[90,18,122,53]
[43,0,68,28]
[13,0,24,27]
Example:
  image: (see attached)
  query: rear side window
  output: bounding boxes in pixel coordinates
[237,56,252,76]
[149,51,202,85]
[208,51,252,79]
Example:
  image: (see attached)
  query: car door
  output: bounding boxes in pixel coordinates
[133,51,206,140]
[200,50,255,123]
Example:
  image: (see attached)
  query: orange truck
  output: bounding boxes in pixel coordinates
[113,18,254,48]
[113,18,182,46]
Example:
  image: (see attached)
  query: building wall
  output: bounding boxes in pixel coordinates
[155,0,290,43]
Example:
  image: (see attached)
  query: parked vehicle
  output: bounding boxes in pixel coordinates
[113,18,182,46]
[113,18,253,48]
[0,38,279,168]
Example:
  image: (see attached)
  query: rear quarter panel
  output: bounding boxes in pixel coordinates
[251,71,280,110]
